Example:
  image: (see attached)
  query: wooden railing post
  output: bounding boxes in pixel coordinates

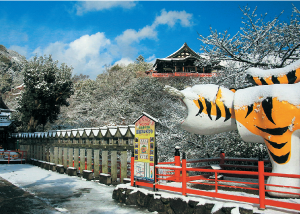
[131,151,135,187]
[220,151,225,165]
[174,146,181,182]
[8,151,10,164]
[182,152,187,196]
[215,171,218,193]
[258,160,265,209]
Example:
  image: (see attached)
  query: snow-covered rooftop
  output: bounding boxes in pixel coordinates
[12,125,136,139]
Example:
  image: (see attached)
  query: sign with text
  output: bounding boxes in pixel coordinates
[134,114,156,181]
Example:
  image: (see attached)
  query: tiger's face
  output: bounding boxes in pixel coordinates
[179,84,237,135]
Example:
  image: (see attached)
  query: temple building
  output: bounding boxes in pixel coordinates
[147,43,221,77]
[0,97,15,149]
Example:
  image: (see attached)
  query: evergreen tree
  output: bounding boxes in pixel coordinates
[17,55,74,132]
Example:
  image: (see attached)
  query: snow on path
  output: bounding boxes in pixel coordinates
[0,164,150,214]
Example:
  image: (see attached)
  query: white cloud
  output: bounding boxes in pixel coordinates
[68,33,111,60]
[114,9,193,59]
[33,32,112,79]
[76,1,136,15]
[153,9,193,28]
[113,58,134,66]
[116,9,193,47]
[115,25,157,45]
[113,25,157,61]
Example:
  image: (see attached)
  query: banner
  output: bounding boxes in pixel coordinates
[134,114,156,181]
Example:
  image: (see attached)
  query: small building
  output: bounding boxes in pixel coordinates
[0,97,15,149]
[148,43,221,77]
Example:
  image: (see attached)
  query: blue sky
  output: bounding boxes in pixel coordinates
[1,1,299,79]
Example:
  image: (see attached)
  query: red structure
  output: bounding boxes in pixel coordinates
[130,150,300,212]
[0,150,27,164]
[151,72,217,78]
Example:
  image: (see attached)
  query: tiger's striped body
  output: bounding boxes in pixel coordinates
[168,60,300,197]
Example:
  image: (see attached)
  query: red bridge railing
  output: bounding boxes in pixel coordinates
[130,152,300,212]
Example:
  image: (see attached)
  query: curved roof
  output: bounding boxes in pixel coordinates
[153,43,201,67]
[166,42,200,59]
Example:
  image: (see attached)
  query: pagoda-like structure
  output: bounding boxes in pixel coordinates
[148,43,220,77]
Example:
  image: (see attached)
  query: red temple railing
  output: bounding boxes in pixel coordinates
[151,72,217,77]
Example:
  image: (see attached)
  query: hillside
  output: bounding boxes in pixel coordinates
[0,45,26,109]
[1,46,268,161]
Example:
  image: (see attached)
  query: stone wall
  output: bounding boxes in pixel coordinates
[112,184,254,214]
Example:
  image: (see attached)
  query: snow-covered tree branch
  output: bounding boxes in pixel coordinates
[197,5,300,72]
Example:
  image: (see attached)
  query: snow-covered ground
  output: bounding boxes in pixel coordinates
[0,164,150,214]
[0,164,299,214]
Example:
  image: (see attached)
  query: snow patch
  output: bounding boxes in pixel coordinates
[247,59,300,78]
[234,82,300,108]
[181,84,234,108]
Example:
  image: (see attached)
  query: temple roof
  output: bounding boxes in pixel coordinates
[166,42,200,59]
[153,43,201,67]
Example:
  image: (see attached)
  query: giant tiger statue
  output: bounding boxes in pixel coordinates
[166,59,300,198]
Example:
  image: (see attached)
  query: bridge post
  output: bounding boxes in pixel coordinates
[174,146,181,182]
[258,158,265,210]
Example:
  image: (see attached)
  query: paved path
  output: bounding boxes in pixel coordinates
[0,176,57,214]
[0,164,150,214]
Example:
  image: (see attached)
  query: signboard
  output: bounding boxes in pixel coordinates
[134,113,157,181]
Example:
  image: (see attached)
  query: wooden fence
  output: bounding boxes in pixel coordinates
[12,125,135,183]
